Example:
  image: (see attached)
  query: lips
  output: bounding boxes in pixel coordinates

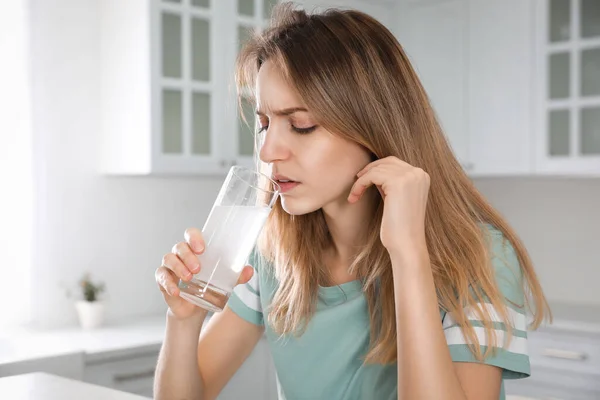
[272,174,298,184]
[276,181,300,193]
[272,174,300,193]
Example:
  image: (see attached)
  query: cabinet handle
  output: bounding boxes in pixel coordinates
[506,397,560,400]
[113,368,156,383]
[541,348,588,361]
[461,162,474,171]
[506,397,543,400]
[220,159,227,168]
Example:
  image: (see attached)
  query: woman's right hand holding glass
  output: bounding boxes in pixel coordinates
[155,228,254,320]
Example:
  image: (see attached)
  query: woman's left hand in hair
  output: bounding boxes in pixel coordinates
[348,156,430,254]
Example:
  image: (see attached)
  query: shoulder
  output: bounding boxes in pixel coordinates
[247,248,279,295]
[481,223,525,307]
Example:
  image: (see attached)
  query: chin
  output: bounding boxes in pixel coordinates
[279,196,322,216]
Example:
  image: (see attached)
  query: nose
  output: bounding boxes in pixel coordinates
[258,122,291,164]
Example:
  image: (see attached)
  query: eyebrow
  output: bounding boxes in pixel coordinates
[256,107,309,117]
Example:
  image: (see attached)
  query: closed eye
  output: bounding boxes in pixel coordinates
[257,125,317,135]
[292,125,317,134]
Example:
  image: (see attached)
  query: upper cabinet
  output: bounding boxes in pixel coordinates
[467,0,534,176]
[227,0,279,167]
[101,0,600,176]
[100,0,274,175]
[397,0,600,176]
[397,0,534,176]
[535,0,600,175]
[400,1,470,168]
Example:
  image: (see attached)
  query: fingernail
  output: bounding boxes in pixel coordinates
[191,264,200,273]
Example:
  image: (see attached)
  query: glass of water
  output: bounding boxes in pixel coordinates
[178,166,280,312]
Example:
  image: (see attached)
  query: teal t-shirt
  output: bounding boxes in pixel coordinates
[226,227,530,400]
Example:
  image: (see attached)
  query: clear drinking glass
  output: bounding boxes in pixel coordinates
[178,166,280,312]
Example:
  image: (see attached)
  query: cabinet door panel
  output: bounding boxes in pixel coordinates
[468,0,533,175]
[403,1,469,165]
[161,12,182,79]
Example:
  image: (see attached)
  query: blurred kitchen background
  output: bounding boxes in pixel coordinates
[0,0,599,399]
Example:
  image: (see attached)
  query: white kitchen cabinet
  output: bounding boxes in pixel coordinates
[100,0,276,176]
[467,0,535,176]
[398,0,470,167]
[0,315,277,399]
[82,331,277,399]
[297,0,394,29]
[504,302,600,398]
[534,0,600,175]
[397,0,535,176]
[84,349,159,398]
[227,0,280,170]
[505,328,600,398]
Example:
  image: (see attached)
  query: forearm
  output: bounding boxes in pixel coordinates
[391,245,466,400]
[154,309,208,400]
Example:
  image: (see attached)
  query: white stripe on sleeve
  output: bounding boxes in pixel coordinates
[444,326,528,356]
[443,303,527,332]
[233,283,262,313]
[247,270,260,293]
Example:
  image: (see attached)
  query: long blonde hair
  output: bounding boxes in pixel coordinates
[236,2,551,364]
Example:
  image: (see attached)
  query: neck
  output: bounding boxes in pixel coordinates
[322,187,378,266]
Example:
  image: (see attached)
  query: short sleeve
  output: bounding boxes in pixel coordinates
[443,227,530,379]
[226,249,264,326]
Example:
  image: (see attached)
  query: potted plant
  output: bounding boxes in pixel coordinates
[68,273,106,329]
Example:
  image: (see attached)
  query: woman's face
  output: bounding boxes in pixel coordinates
[256,61,372,216]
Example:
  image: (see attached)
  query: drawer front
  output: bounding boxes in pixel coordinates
[84,353,157,397]
[528,330,600,375]
[530,365,600,392]
[506,378,599,400]
[505,363,600,399]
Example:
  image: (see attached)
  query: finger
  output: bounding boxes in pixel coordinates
[172,242,201,275]
[356,156,412,178]
[184,228,205,255]
[356,156,396,177]
[155,266,180,297]
[348,167,388,203]
[236,265,255,285]
[162,253,194,282]
[356,159,386,178]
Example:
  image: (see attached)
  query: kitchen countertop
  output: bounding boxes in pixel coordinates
[0,314,169,365]
[0,372,149,399]
[0,301,598,366]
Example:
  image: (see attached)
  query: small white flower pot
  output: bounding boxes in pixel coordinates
[75,300,105,329]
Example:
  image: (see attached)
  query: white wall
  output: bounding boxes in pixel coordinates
[28,0,223,328]
[0,0,33,327]
[26,0,599,328]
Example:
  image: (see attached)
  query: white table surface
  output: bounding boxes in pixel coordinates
[0,372,149,399]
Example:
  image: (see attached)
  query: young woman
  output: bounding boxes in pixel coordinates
[154,3,550,399]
